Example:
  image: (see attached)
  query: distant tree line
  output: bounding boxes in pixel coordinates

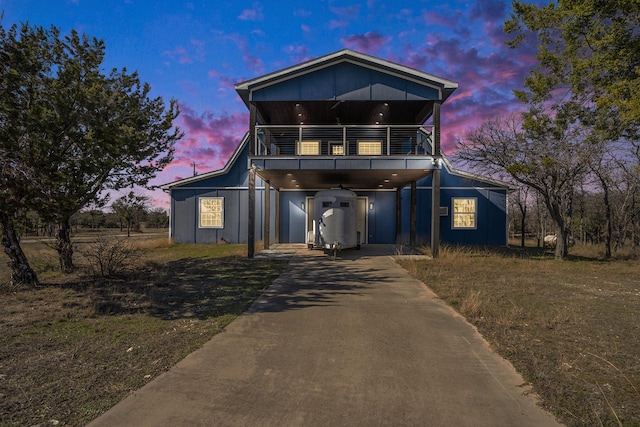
[508,185,640,252]
[16,199,169,237]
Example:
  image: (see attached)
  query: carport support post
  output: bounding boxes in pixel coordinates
[395,188,401,244]
[248,165,256,259]
[431,100,442,258]
[431,169,441,257]
[248,102,257,259]
[275,189,280,243]
[410,181,416,246]
[264,180,270,250]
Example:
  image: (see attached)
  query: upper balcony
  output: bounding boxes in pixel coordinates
[249,125,440,190]
[252,124,435,157]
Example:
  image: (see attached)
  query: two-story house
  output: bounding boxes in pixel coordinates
[161,50,510,256]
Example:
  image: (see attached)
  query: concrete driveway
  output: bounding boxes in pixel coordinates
[88,245,562,427]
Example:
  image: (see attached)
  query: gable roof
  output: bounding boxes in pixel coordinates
[235,49,458,106]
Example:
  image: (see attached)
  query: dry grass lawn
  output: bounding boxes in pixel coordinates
[0,236,287,427]
[398,243,640,427]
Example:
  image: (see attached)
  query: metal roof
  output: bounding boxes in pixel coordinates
[235,49,458,107]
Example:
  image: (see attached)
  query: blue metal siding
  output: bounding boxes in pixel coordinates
[402,166,509,247]
[406,81,439,100]
[439,188,507,246]
[170,187,266,244]
[251,62,441,102]
[360,191,396,243]
[398,187,432,246]
[335,62,371,100]
[300,66,335,100]
[279,191,311,243]
[253,78,300,101]
[172,189,197,243]
[371,70,406,99]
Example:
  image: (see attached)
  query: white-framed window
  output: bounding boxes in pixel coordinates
[357,140,382,155]
[296,140,320,155]
[452,198,477,229]
[199,197,224,228]
[330,143,345,155]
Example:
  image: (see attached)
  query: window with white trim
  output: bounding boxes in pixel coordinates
[330,143,345,155]
[199,197,224,228]
[452,198,477,229]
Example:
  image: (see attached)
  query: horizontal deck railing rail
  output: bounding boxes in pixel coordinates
[254,125,434,157]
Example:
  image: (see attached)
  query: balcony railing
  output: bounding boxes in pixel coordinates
[253,125,434,157]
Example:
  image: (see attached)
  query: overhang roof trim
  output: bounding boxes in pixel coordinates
[441,155,515,190]
[160,132,250,190]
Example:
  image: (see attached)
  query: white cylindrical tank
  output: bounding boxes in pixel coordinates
[314,188,358,250]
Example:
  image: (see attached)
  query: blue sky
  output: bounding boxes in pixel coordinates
[1,0,536,207]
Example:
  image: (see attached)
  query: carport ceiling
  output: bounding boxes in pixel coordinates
[257,168,431,190]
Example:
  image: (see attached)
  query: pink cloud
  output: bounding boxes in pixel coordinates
[218,33,265,75]
[163,46,192,64]
[207,69,238,91]
[341,32,391,54]
[330,4,360,20]
[162,39,206,65]
[469,0,507,22]
[171,105,249,174]
[395,8,413,21]
[329,19,349,30]
[421,10,462,30]
[293,9,312,17]
[328,4,360,29]
[283,44,310,63]
[383,35,535,153]
[243,54,264,75]
[238,2,264,21]
[190,39,206,61]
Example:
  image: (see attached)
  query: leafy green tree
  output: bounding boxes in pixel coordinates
[1,22,182,281]
[145,207,169,229]
[111,192,150,237]
[74,209,106,229]
[0,23,52,285]
[505,0,640,136]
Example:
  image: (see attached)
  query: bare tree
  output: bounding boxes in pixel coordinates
[510,186,531,248]
[455,113,600,260]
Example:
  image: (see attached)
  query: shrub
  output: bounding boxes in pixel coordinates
[80,236,141,277]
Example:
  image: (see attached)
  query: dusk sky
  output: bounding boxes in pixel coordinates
[1,0,537,208]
